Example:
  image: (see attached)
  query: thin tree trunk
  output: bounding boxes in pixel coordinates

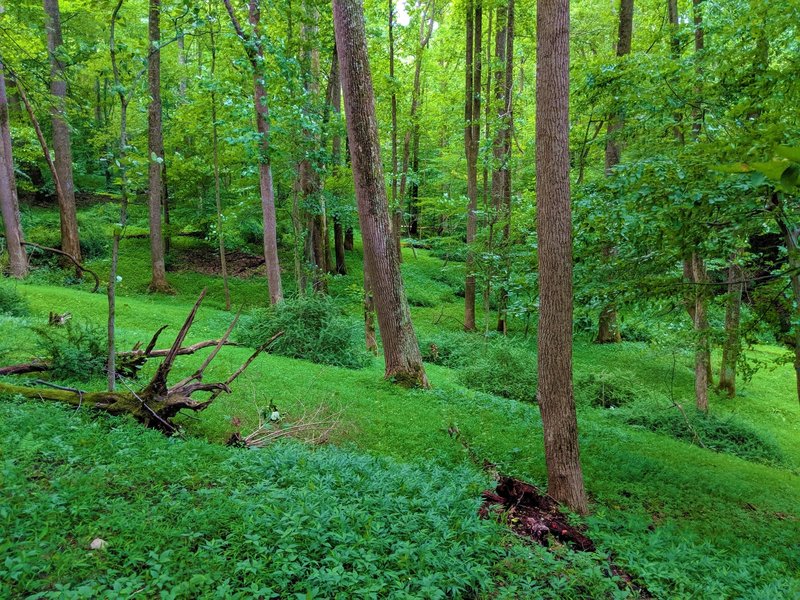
[595,0,633,343]
[108,0,129,390]
[147,0,171,292]
[495,0,514,334]
[389,0,402,263]
[327,43,347,277]
[718,261,742,397]
[464,0,482,332]
[0,62,28,278]
[334,0,428,387]
[224,0,284,304]
[364,267,378,355]
[536,0,588,515]
[210,26,231,310]
[43,0,81,264]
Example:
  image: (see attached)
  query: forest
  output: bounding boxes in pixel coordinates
[0,0,798,597]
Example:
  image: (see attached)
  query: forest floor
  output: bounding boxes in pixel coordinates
[1,201,799,598]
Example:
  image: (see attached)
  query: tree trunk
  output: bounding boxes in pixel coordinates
[495,0,514,334]
[344,227,354,250]
[536,0,588,515]
[389,0,402,263]
[210,26,231,310]
[334,0,428,387]
[43,0,81,264]
[595,0,633,344]
[147,0,171,292]
[364,267,378,355]
[327,43,347,277]
[718,261,742,397]
[223,0,284,304]
[464,0,482,332]
[683,253,710,411]
[0,62,28,278]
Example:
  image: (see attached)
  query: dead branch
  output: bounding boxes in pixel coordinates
[0,290,274,433]
[23,242,100,292]
[229,401,341,448]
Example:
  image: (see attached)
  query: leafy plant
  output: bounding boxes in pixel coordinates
[0,283,28,317]
[236,295,371,369]
[575,370,639,408]
[459,341,538,403]
[33,320,107,382]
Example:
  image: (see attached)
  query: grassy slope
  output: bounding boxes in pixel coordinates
[1,210,799,598]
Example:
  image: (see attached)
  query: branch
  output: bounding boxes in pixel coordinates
[22,242,100,291]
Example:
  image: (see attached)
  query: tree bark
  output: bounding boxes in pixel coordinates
[389,0,402,263]
[43,0,81,264]
[224,0,283,304]
[683,253,710,411]
[333,0,428,387]
[0,62,28,278]
[495,0,514,334]
[327,43,347,276]
[210,25,231,310]
[147,0,171,292]
[595,0,633,343]
[536,0,588,515]
[464,0,482,332]
[718,261,742,397]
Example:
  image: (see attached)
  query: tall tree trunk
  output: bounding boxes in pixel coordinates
[333,0,428,387]
[108,0,129,390]
[43,0,81,264]
[364,267,378,355]
[0,62,28,278]
[398,4,435,245]
[495,0,514,334]
[683,253,710,411]
[210,25,231,310]
[595,0,633,344]
[147,0,171,292]
[536,0,588,515]
[389,0,402,262]
[224,0,283,304]
[464,0,482,332]
[718,261,742,397]
[667,0,685,144]
[327,43,347,276]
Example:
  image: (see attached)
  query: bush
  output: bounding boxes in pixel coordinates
[33,320,107,381]
[624,405,784,466]
[459,341,538,403]
[418,331,480,368]
[402,268,454,308]
[0,283,28,316]
[575,370,638,408]
[236,295,371,369]
[78,218,110,260]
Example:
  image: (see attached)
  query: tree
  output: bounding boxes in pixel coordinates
[333,0,428,387]
[223,0,284,305]
[595,0,633,344]
[536,0,588,514]
[464,0,482,332]
[146,0,171,293]
[43,0,81,264]
[0,61,28,279]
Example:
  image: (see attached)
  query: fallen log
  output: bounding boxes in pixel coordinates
[0,290,282,433]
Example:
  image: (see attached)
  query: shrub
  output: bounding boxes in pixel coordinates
[78,218,110,260]
[575,370,638,408]
[418,331,480,368]
[402,268,454,307]
[33,320,107,381]
[459,341,538,403]
[624,405,784,466]
[0,283,28,316]
[237,295,371,369]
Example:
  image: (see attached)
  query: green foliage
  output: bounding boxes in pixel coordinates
[623,405,784,466]
[33,320,107,382]
[237,295,371,369]
[575,370,639,408]
[418,331,480,368]
[459,341,538,403]
[0,283,29,316]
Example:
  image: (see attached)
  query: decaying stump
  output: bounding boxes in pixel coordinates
[0,290,282,433]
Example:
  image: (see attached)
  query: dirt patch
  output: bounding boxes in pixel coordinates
[480,476,596,551]
[480,476,651,597]
[171,247,266,277]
